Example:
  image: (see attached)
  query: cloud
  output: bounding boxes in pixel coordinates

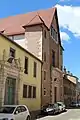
[60,32,70,42]
[56,4,80,38]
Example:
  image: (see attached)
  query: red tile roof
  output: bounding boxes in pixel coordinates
[0,7,56,35]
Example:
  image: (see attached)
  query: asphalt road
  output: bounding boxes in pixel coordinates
[37,109,80,120]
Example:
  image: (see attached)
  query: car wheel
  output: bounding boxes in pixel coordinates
[26,115,30,120]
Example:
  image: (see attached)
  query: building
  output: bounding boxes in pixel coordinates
[63,69,77,106]
[76,81,80,103]
[0,33,42,111]
[51,68,63,103]
[0,7,63,106]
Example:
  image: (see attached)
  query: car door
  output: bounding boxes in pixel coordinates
[20,106,28,120]
[58,103,62,112]
[14,106,23,120]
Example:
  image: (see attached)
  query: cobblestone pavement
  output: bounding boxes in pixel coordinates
[36,109,80,120]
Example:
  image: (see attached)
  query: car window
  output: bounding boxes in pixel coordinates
[20,106,27,112]
[58,103,62,106]
[0,107,15,114]
[15,106,22,114]
[42,105,48,109]
[54,104,58,108]
[48,104,53,108]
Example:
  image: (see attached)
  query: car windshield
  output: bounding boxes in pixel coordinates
[48,104,54,108]
[58,103,62,106]
[42,104,53,109]
[0,106,16,114]
[57,102,63,104]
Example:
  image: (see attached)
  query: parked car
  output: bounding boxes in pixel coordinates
[78,102,80,107]
[41,104,53,115]
[70,101,79,107]
[57,102,66,112]
[41,103,60,115]
[0,105,31,120]
[53,103,60,114]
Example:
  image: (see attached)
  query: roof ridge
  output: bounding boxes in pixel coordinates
[23,13,43,27]
[25,14,38,26]
[48,7,56,28]
[37,12,49,29]
[37,12,44,23]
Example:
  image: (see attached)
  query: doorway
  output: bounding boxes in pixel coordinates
[54,87,57,102]
[4,77,16,105]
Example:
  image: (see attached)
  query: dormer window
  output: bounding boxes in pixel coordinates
[50,25,57,42]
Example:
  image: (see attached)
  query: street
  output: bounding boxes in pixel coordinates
[37,109,80,120]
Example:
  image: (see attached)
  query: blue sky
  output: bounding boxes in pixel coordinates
[0,0,80,78]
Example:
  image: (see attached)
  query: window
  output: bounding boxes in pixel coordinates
[28,86,32,98]
[44,30,46,38]
[44,52,46,62]
[51,25,53,36]
[60,47,62,55]
[24,57,28,74]
[54,87,57,102]
[15,107,21,113]
[23,85,36,99]
[23,85,27,98]
[33,62,37,77]
[7,47,15,63]
[10,47,15,58]
[50,25,57,42]
[33,87,36,98]
[44,88,46,96]
[20,106,27,112]
[52,50,55,67]
[61,65,63,70]
[64,87,66,95]
[44,71,46,80]
[0,107,15,114]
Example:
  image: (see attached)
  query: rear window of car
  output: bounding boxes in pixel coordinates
[0,107,15,114]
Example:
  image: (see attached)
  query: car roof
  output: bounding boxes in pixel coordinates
[2,105,27,107]
[57,102,63,104]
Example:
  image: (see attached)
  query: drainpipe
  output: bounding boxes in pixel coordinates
[40,61,43,109]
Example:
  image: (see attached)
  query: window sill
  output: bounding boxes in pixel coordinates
[23,97,36,99]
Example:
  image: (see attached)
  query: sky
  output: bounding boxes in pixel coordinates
[0,0,80,79]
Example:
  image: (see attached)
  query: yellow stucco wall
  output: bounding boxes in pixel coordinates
[0,35,42,111]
